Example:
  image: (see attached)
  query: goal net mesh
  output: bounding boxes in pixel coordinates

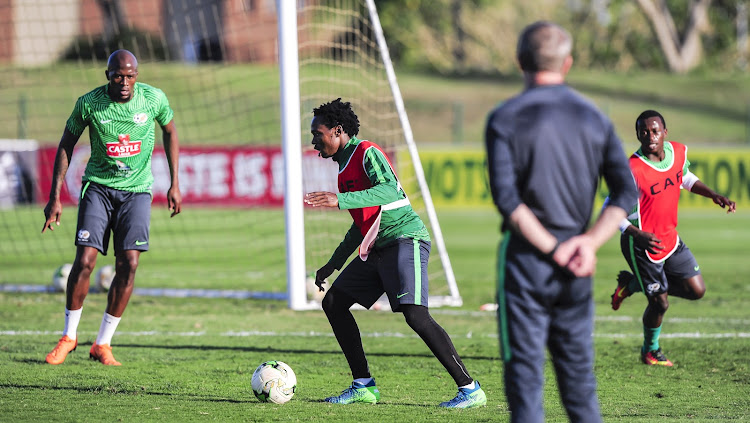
[0,0,456,306]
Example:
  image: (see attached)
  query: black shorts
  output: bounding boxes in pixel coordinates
[620,234,701,297]
[75,181,152,255]
[332,238,431,312]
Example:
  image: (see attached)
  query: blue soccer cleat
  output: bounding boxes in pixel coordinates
[324,380,380,404]
[439,381,487,408]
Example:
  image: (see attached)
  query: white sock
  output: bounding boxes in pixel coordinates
[95,313,121,346]
[354,377,373,386]
[459,381,476,391]
[63,308,82,340]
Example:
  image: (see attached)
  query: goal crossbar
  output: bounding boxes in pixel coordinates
[280,1,461,310]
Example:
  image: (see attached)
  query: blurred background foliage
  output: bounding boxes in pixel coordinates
[372,0,746,75]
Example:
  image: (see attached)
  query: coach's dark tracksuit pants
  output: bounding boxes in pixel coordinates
[497,233,602,423]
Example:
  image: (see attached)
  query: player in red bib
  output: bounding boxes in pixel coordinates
[610,110,736,366]
[304,99,485,408]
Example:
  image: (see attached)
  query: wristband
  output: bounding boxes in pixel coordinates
[545,241,560,259]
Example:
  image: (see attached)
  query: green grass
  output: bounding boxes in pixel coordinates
[3,64,750,148]
[0,209,748,422]
[398,69,750,150]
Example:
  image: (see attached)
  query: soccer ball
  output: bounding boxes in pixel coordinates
[51,263,73,293]
[95,265,115,293]
[251,360,297,404]
[306,274,326,302]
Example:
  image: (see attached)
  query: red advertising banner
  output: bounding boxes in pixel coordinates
[37,145,337,206]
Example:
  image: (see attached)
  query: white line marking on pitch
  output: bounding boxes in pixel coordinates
[1,330,748,339]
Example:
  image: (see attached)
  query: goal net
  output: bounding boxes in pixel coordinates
[0,0,460,310]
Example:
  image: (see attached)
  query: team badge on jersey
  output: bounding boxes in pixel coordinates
[646,283,661,294]
[133,113,149,124]
[77,229,90,242]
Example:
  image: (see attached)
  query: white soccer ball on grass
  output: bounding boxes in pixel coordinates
[306,274,326,302]
[95,264,115,293]
[251,360,297,404]
[51,263,73,293]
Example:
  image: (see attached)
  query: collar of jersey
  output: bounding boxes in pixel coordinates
[636,141,674,170]
[332,136,360,164]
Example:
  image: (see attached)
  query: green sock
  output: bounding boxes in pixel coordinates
[643,324,662,352]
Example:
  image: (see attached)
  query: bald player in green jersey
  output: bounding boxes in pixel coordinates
[42,49,181,366]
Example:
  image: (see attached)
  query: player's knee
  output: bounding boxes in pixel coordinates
[693,285,706,300]
[691,280,706,299]
[655,297,669,313]
[402,304,431,332]
[76,256,97,277]
[321,288,352,317]
[117,258,138,276]
[321,290,335,316]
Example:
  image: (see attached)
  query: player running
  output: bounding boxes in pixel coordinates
[304,98,486,408]
[610,110,736,366]
[42,49,181,366]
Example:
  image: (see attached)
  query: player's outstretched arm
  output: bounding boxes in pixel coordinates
[304,192,339,208]
[690,180,736,213]
[161,120,182,217]
[42,129,80,233]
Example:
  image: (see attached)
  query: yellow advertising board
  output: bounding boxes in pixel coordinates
[399,149,750,209]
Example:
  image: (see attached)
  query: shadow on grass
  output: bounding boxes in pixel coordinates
[10,341,499,364]
[0,382,253,403]
[109,342,500,362]
[0,383,465,408]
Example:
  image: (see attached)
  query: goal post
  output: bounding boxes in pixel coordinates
[0,0,461,309]
[278,0,308,310]
[284,0,461,310]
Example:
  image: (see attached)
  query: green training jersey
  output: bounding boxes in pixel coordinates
[66,82,174,193]
[327,137,430,269]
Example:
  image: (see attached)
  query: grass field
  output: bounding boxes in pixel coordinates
[3,64,750,149]
[0,209,748,422]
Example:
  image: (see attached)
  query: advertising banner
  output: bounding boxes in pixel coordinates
[399,149,750,210]
[37,145,337,206]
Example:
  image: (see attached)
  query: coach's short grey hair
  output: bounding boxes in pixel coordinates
[516,21,572,73]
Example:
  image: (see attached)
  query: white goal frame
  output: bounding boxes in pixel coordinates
[279,0,461,310]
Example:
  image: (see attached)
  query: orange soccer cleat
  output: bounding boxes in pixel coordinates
[89,343,122,366]
[611,271,634,311]
[46,335,78,365]
[641,348,673,367]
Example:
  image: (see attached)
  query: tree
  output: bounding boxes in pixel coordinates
[635,0,713,73]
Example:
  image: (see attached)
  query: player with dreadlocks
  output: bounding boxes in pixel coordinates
[304,98,486,408]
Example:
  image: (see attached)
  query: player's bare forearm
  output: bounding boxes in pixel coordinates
[162,121,182,217]
[690,180,736,213]
[304,192,339,208]
[47,130,78,201]
[42,129,79,233]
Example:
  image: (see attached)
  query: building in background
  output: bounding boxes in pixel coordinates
[0,0,297,65]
